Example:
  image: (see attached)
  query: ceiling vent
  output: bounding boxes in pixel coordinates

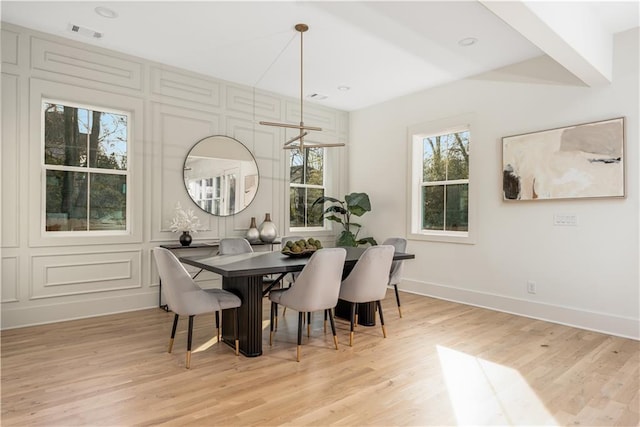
[306,93,328,100]
[67,23,103,39]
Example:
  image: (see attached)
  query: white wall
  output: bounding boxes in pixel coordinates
[0,23,348,328]
[349,29,639,339]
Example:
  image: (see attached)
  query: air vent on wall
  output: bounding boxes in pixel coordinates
[67,23,103,39]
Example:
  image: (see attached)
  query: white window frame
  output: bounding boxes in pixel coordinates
[289,146,327,233]
[29,79,143,247]
[41,99,131,236]
[408,114,476,245]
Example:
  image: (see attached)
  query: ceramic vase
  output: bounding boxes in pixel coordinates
[258,213,278,243]
[179,231,192,246]
[245,217,261,243]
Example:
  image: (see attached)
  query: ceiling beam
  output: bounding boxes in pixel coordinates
[480,0,613,86]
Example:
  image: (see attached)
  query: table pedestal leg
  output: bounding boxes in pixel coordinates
[221,275,263,357]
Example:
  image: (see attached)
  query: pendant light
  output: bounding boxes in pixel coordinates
[260,23,345,150]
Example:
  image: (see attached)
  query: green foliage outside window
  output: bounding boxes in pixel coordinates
[43,102,128,232]
[422,130,469,232]
[290,147,324,228]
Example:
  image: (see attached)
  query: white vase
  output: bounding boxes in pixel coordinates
[258,213,278,243]
[245,217,260,243]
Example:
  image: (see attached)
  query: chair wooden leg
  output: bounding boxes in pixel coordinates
[307,312,311,337]
[377,300,387,338]
[349,302,356,347]
[327,309,338,350]
[270,302,276,346]
[234,307,239,356]
[215,311,220,342]
[186,315,194,369]
[393,284,402,318]
[297,312,304,362]
[168,314,179,353]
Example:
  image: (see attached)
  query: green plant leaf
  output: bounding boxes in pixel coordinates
[312,196,342,208]
[345,192,371,217]
[325,215,344,224]
[349,222,362,228]
[356,237,378,246]
[337,230,357,247]
[324,206,347,215]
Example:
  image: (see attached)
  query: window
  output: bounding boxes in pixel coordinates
[409,118,474,244]
[289,147,325,229]
[43,101,129,233]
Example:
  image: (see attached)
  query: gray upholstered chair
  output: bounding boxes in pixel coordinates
[153,247,241,368]
[218,238,254,255]
[339,245,395,346]
[382,237,408,317]
[278,236,304,316]
[268,248,347,362]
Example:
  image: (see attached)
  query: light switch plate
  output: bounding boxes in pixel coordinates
[554,214,578,226]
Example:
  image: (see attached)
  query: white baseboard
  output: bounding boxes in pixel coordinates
[0,291,158,330]
[399,279,640,341]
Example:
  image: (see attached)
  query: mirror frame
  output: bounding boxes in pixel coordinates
[183,135,259,217]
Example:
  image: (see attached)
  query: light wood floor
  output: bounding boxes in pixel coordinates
[1,292,638,426]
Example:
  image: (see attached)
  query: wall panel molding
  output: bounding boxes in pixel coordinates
[1,73,21,247]
[227,85,281,121]
[31,37,143,90]
[30,250,142,299]
[1,29,19,66]
[151,67,221,107]
[1,257,20,303]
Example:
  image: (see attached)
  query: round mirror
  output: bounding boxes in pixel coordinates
[183,135,259,216]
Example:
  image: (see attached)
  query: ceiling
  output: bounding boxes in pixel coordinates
[1,1,638,111]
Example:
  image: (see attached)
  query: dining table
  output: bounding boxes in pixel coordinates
[180,247,414,357]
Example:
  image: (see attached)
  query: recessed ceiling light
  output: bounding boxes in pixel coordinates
[458,37,478,47]
[337,85,351,92]
[95,6,118,19]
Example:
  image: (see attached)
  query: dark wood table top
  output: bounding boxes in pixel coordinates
[180,246,414,278]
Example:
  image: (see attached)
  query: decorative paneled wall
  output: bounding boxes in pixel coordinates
[0,23,349,329]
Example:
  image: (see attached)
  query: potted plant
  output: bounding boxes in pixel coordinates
[312,192,377,247]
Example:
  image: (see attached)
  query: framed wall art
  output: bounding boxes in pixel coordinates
[502,117,625,201]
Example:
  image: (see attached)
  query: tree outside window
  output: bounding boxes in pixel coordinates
[43,101,129,232]
[289,147,324,228]
[421,130,469,232]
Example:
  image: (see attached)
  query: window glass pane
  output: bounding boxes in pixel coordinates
[445,184,468,231]
[45,170,88,231]
[446,131,469,180]
[307,187,324,227]
[44,103,87,167]
[290,187,305,227]
[423,136,447,182]
[422,185,444,230]
[89,174,127,231]
[305,148,324,185]
[91,111,128,170]
[290,149,304,184]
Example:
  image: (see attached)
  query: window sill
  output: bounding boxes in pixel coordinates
[408,230,476,245]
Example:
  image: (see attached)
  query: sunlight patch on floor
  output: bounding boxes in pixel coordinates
[193,336,219,353]
[437,345,558,426]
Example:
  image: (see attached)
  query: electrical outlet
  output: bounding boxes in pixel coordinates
[554,214,578,226]
[527,280,537,294]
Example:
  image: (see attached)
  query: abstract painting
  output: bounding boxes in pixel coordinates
[502,117,625,201]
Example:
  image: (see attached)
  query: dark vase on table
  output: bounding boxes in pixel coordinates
[179,231,192,246]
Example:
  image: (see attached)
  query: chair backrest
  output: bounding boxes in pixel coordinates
[219,238,254,255]
[153,247,218,315]
[276,248,347,312]
[340,245,395,303]
[382,237,407,286]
